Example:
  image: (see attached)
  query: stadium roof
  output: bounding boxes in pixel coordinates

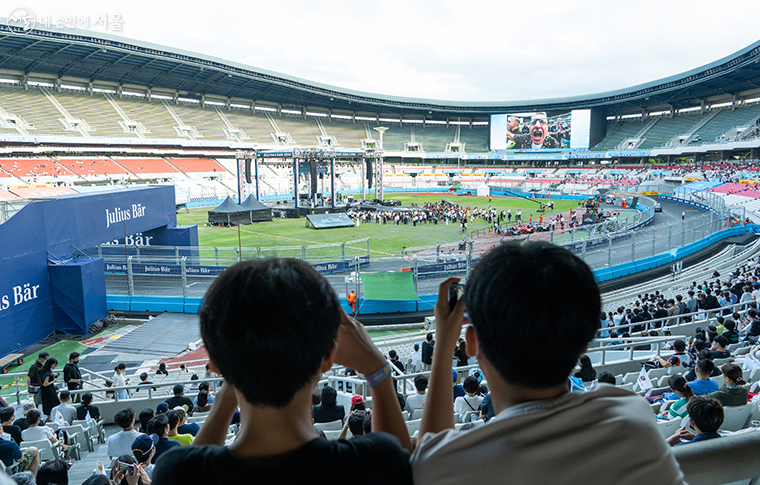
[1,20,760,118]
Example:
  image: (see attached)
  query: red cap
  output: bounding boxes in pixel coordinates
[351,395,364,405]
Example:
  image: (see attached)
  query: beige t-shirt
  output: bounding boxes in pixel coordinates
[410,385,685,485]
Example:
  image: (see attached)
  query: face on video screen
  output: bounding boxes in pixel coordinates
[490,112,572,150]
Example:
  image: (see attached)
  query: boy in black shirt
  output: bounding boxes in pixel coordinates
[153,258,412,484]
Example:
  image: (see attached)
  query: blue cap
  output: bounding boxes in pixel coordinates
[156,402,169,414]
[452,368,458,381]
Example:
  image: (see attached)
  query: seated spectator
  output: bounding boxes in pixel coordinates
[191,391,212,415]
[707,364,749,407]
[666,397,724,446]
[166,410,193,446]
[107,408,141,460]
[175,408,199,437]
[12,403,35,432]
[653,339,691,369]
[341,410,370,439]
[596,372,616,386]
[350,396,366,412]
[478,390,494,423]
[76,392,101,421]
[405,375,428,414]
[35,459,69,485]
[111,454,150,485]
[411,242,685,484]
[135,373,156,393]
[410,344,422,370]
[156,363,168,376]
[389,350,404,373]
[137,408,154,434]
[193,382,215,406]
[0,407,21,445]
[313,385,346,424]
[50,390,77,425]
[152,258,412,484]
[454,376,483,422]
[687,360,720,395]
[722,319,739,344]
[165,385,194,414]
[131,434,157,479]
[454,341,468,368]
[0,421,39,476]
[202,363,218,392]
[452,369,464,401]
[146,413,180,464]
[658,376,695,420]
[156,403,169,415]
[21,409,74,457]
[573,355,596,382]
[186,374,201,394]
[710,335,730,359]
[684,350,720,381]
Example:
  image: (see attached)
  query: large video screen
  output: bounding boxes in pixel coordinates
[490,110,590,151]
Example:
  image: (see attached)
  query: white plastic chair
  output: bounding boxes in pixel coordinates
[314,420,343,431]
[405,419,421,435]
[19,438,61,461]
[721,405,751,432]
[407,408,423,421]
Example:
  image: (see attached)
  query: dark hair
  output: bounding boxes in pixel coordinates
[114,408,135,429]
[348,411,367,436]
[0,407,14,422]
[669,375,694,400]
[39,352,49,359]
[724,319,736,331]
[41,357,58,375]
[713,335,728,348]
[166,410,179,430]
[138,408,154,432]
[687,397,724,434]
[576,355,597,382]
[36,459,69,485]
[116,363,126,371]
[426,333,433,342]
[82,476,111,485]
[172,384,184,396]
[147,414,169,438]
[694,340,706,352]
[199,258,341,408]
[59,390,71,401]
[26,409,41,425]
[673,339,686,352]
[199,382,210,392]
[81,392,93,405]
[463,376,480,394]
[413,375,429,392]
[465,242,601,388]
[197,390,209,408]
[597,372,616,385]
[721,363,746,385]
[362,413,372,435]
[68,352,79,361]
[190,374,199,381]
[351,401,366,412]
[140,372,148,381]
[697,359,715,376]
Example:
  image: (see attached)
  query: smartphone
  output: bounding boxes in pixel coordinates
[118,462,136,477]
[449,283,465,311]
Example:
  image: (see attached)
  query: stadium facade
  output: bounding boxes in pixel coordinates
[0,20,759,162]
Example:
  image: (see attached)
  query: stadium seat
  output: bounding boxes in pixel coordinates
[657,418,683,440]
[720,405,751,432]
[20,438,61,462]
[405,419,422,435]
[61,423,93,452]
[314,420,343,431]
[407,408,424,421]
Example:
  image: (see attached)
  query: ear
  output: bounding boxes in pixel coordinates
[465,325,479,358]
[320,340,338,374]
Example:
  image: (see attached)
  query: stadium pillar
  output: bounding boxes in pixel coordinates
[361,158,366,201]
[254,157,260,201]
[330,157,336,209]
[236,158,244,203]
[293,157,299,209]
[752,148,760,159]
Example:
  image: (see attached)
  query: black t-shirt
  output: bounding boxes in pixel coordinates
[165,396,194,411]
[12,418,28,432]
[63,363,82,390]
[710,350,730,359]
[421,341,434,365]
[152,433,412,485]
[312,404,345,424]
[4,425,22,445]
[76,404,100,421]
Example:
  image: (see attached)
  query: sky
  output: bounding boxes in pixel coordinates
[8,1,760,103]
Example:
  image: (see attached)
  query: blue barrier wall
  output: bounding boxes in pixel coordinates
[0,186,185,355]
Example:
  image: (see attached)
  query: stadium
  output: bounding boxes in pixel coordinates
[1,11,760,484]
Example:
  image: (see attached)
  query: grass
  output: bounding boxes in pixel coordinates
[178,194,581,255]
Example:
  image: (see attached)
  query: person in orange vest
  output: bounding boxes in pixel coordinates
[347,290,357,315]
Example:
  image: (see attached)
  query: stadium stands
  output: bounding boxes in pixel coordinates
[113,97,179,139]
[0,158,75,179]
[57,157,130,177]
[112,157,180,176]
[166,158,227,174]
[54,91,130,138]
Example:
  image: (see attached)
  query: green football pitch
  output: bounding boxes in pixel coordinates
[178,194,580,255]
